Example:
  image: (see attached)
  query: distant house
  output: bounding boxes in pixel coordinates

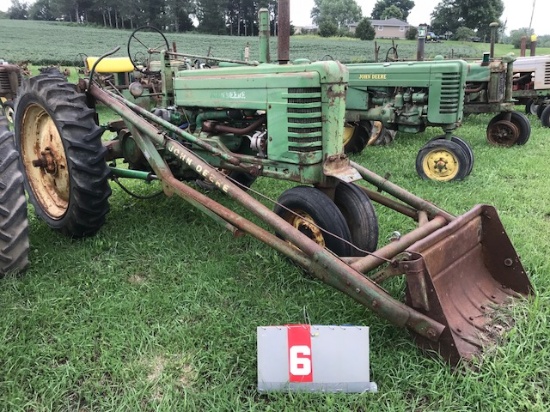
[349,18,410,39]
[294,25,318,35]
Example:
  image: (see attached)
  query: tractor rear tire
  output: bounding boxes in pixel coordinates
[14,74,111,238]
[333,182,378,256]
[0,118,29,276]
[274,186,353,256]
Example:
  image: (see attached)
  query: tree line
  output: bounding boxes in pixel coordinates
[4,0,548,45]
[5,0,281,35]
[4,0,416,37]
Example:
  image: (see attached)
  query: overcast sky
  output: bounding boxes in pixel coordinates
[0,0,547,36]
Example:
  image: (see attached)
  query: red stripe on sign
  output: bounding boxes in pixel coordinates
[287,324,313,382]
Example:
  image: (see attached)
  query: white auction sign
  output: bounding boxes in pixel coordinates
[257,324,377,393]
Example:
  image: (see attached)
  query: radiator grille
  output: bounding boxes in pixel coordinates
[439,73,461,114]
[0,72,11,94]
[285,87,323,153]
[545,62,550,86]
[0,69,22,96]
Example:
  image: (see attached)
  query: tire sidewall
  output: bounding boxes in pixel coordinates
[334,182,378,255]
[509,112,531,145]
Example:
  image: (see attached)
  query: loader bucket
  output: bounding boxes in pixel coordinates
[402,205,533,364]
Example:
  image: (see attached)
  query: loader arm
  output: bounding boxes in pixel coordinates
[88,81,532,364]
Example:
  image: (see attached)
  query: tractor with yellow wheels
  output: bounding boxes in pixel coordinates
[343,59,472,182]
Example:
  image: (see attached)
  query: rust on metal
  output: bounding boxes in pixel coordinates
[351,161,455,221]
[202,116,266,135]
[351,215,447,274]
[20,103,69,219]
[400,257,430,312]
[358,185,419,220]
[277,0,290,64]
[323,154,362,182]
[404,205,532,364]
[89,82,449,342]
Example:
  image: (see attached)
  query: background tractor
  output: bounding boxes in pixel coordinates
[4,3,532,367]
[462,23,531,147]
[343,59,472,182]
[0,61,23,126]
[512,54,550,126]
[463,53,531,146]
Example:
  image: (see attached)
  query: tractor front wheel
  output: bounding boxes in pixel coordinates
[537,104,546,119]
[525,99,540,116]
[487,112,530,145]
[1,100,15,128]
[0,118,29,276]
[427,135,474,176]
[415,139,470,182]
[486,119,519,146]
[333,182,378,256]
[274,186,353,256]
[541,105,550,128]
[343,122,370,154]
[14,74,111,237]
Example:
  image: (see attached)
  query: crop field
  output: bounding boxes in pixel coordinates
[0,19,494,66]
[1,19,550,411]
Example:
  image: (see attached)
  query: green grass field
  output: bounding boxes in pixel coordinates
[1,19,550,411]
[3,111,550,411]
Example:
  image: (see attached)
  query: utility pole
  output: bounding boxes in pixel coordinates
[528,0,536,31]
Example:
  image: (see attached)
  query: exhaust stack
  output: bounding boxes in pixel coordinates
[278,0,290,64]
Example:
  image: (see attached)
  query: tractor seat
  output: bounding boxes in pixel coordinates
[86,57,135,74]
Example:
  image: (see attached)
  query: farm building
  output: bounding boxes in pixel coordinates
[349,18,411,39]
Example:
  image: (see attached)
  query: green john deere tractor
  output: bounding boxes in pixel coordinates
[5,6,532,367]
[343,59,472,182]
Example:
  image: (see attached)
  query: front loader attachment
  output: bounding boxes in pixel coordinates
[88,81,533,366]
[403,205,532,364]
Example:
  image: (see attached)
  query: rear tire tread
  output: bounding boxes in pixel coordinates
[15,74,111,238]
[0,119,29,275]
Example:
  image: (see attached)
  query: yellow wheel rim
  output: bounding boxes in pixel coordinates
[421,147,460,182]
[343,125,355,147]
[20,104,70,219]
[285,210,325,247]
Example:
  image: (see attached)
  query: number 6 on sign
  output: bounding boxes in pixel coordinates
[287,325,313,382]
[289,345,311,376]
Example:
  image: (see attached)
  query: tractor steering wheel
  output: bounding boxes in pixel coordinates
[127,26,170,72]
